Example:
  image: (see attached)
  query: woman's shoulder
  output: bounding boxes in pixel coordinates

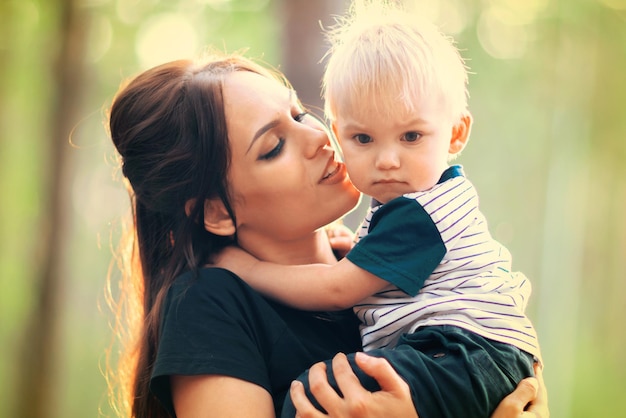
[173,266,258,291]
[158,266,284,355]
[175,265,240,283]
[167,266,262,308]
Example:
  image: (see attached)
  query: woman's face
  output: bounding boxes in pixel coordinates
[222,71,360,250]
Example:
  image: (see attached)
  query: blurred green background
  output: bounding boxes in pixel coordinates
[0,0,624,416]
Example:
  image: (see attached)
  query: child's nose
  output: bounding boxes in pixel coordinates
[375,149,400,169]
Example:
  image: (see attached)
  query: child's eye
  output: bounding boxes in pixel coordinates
[354,134,372,144]
[403,132,422,142]
[259,138,285,160]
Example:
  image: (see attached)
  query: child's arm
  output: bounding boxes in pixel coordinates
[215,246,389,311]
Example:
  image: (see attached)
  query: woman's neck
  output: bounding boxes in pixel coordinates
[238,228,338,266]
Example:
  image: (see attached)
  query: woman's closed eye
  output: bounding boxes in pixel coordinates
[258,111,309,161]
[259,138,285,160]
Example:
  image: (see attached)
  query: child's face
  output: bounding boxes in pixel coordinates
[332,98,469,204]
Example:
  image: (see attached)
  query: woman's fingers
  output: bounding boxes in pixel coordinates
[291,352,418,418]
[293,352,548,418]
[491,361,549,418]
[491,376,539,418]
[332,353,366,393]
[306,360,343,415]
[524,363,549,418]
[353,352,410,394]
[334,352,418,418]
[330,353,372,416]
[290,361,336,417]
[290,380,325,418]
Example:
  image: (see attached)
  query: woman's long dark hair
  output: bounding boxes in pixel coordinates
[106,53,289,417]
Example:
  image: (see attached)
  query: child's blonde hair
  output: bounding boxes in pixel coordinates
[322,0,468,123]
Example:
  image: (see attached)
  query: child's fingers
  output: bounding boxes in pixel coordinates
[326,223,354,238]
[329,236,354,255]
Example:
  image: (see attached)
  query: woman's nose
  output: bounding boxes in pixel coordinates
[302,124,330,159]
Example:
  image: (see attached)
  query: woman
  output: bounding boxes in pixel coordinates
[108,52,548,417]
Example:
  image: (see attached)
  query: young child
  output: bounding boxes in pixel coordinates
[218,2,542,417]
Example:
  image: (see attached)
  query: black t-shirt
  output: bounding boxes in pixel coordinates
[151,267,362,416]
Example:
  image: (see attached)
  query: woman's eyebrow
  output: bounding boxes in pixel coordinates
[247,119,280,154]
[246,90,294,154]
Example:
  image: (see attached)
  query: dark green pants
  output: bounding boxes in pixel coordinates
[282,325,535,418]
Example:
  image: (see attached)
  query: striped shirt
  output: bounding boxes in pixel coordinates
[346,165,541,360]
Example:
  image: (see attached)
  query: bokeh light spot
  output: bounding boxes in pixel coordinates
[136,12,198,69]
[488,0,549,25]
[405,0,471,34]
[477,7,529,60]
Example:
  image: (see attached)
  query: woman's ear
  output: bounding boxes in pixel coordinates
[202,198,236,236]
[185,198,236,236]
[449,113,472,155]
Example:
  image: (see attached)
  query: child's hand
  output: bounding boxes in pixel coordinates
[326,223,355,260]
[213,245,259,280]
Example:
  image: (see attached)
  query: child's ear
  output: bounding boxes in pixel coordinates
[449,113,472,155]
[185,198,236,236]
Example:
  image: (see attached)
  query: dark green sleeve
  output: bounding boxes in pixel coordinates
[346,197,446,296]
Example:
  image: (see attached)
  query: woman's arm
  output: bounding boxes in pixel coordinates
[171,374,275,418]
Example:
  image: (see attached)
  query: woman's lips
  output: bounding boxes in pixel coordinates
[319,160,346,184]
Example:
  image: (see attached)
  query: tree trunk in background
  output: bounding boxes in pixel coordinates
[276,0,347,114]
[13,0,88,416]
[275,0,369,228]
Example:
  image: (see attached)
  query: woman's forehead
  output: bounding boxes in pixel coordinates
[222,72,294,149]
[224,71,291,105]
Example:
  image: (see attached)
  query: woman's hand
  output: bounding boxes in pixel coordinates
[290,354,549,418]
[491,362,549,418]
[290,352,417,418]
